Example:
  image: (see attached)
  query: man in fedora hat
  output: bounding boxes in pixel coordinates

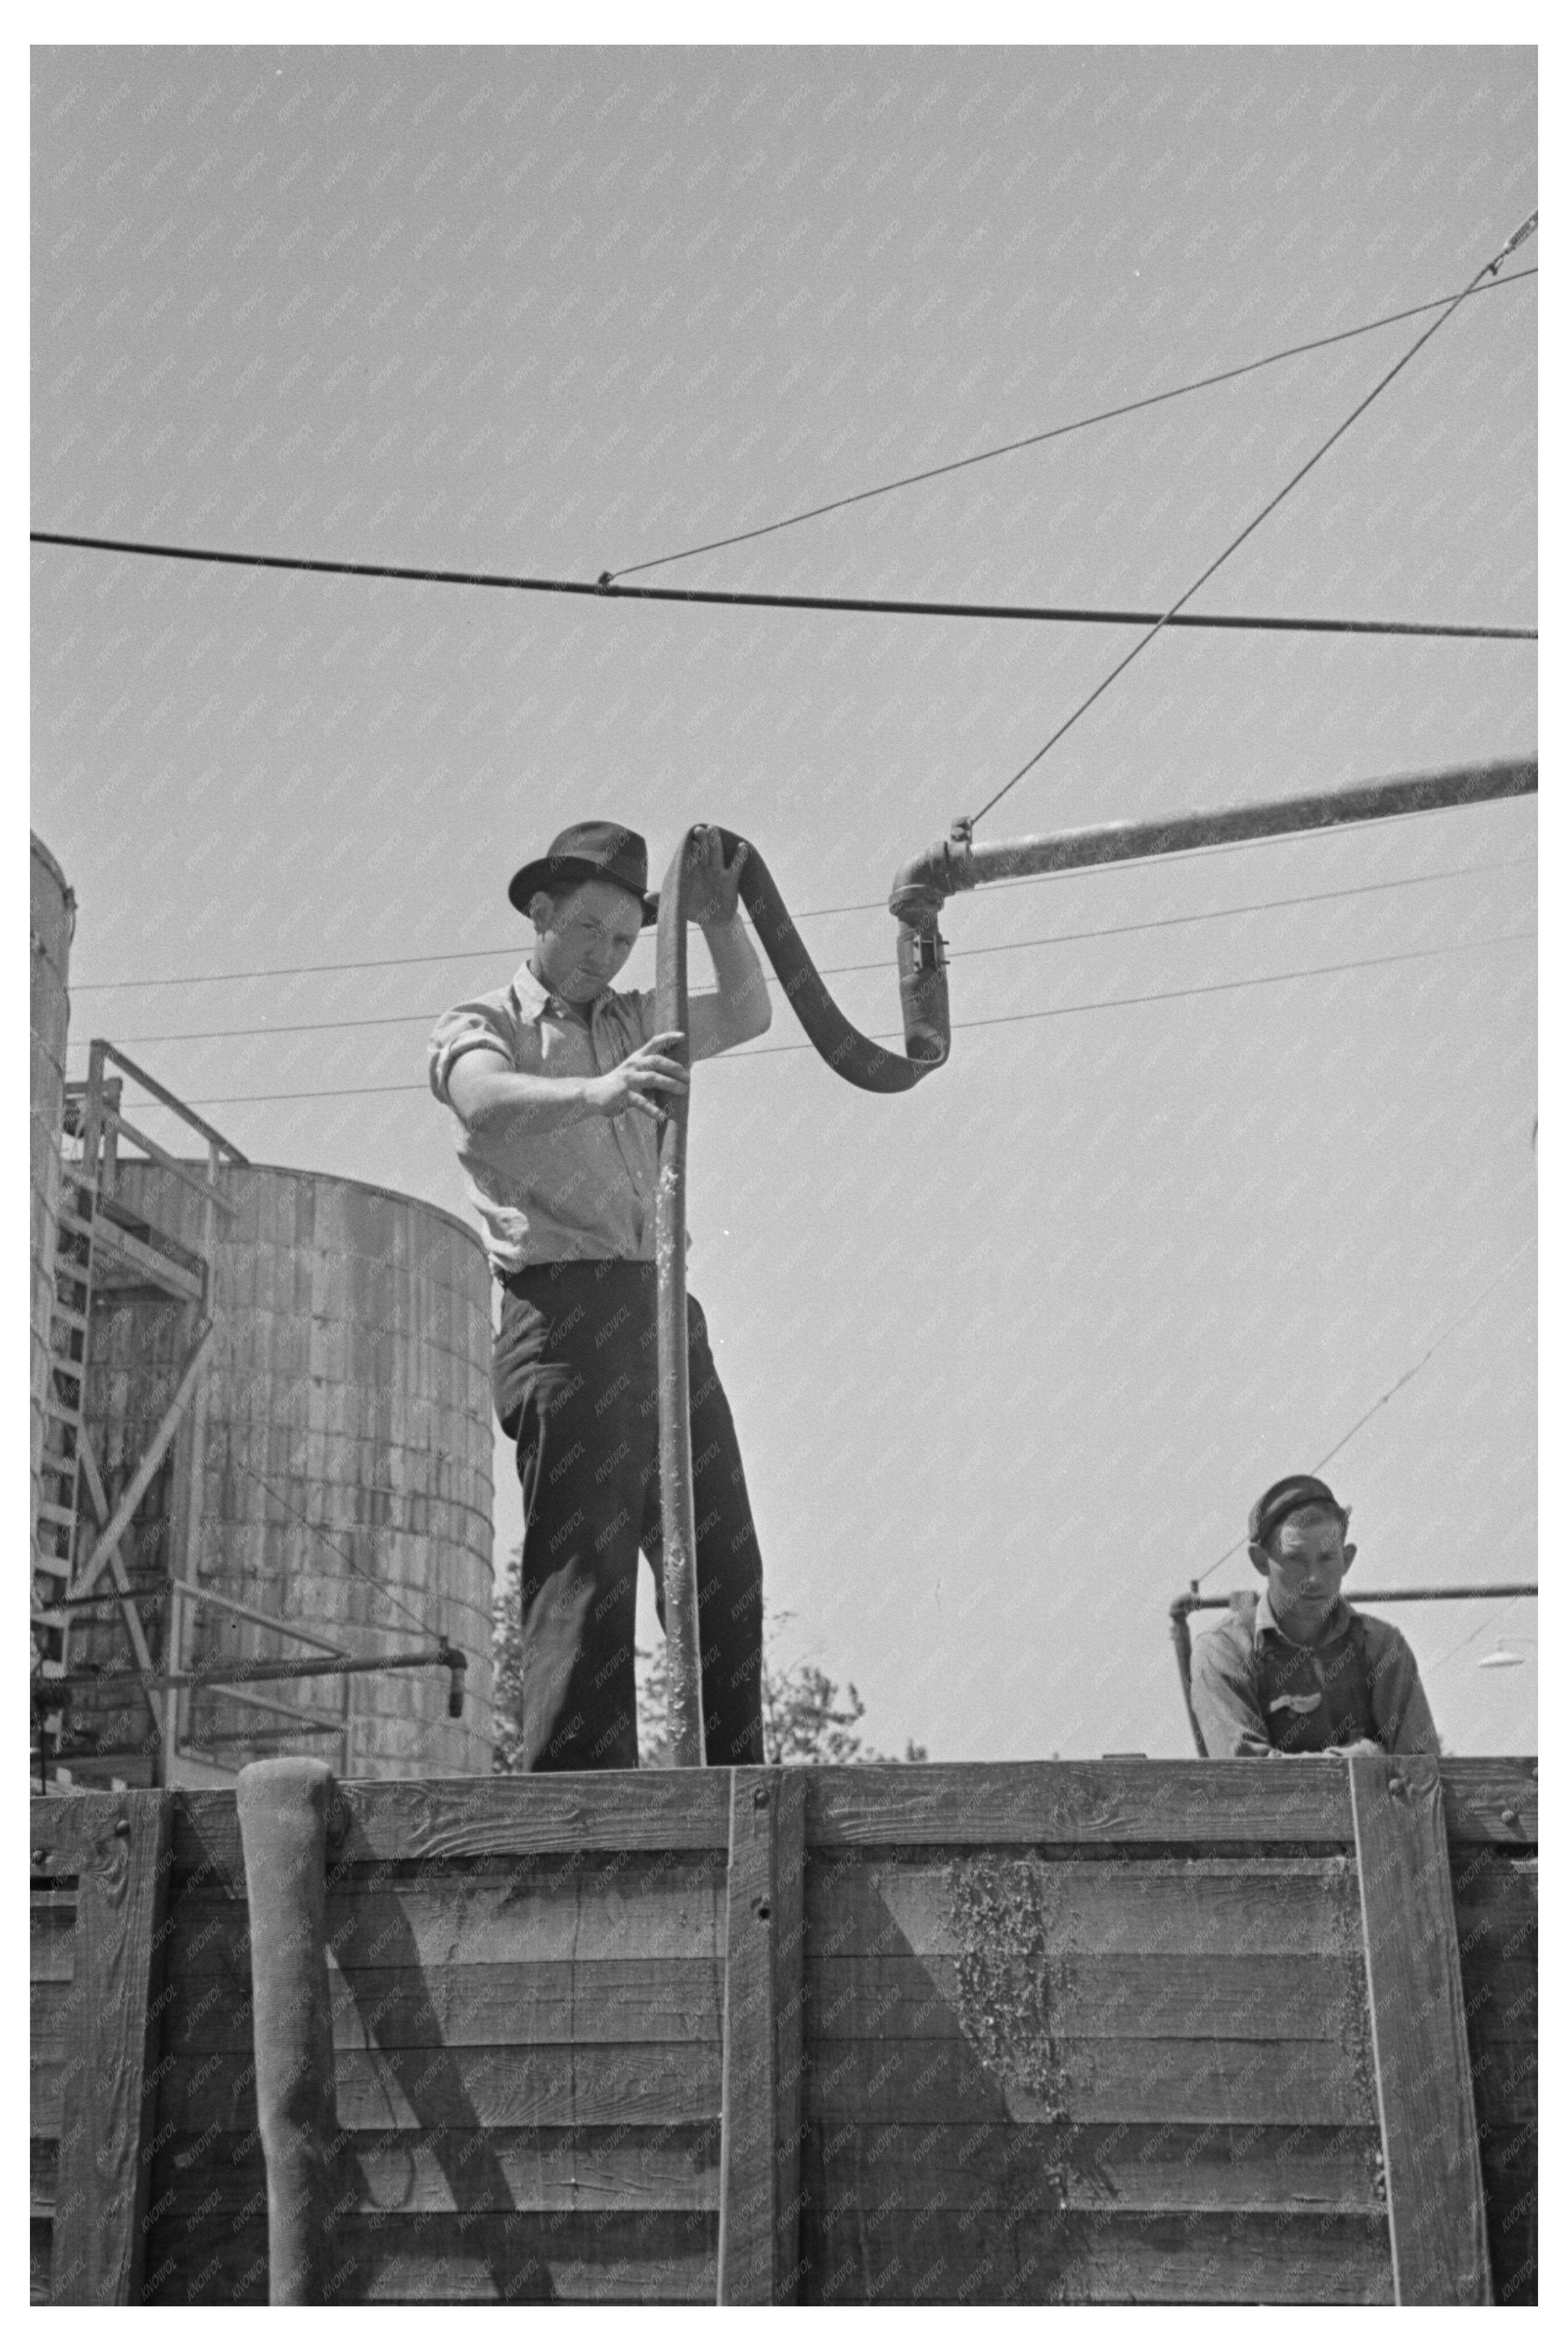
[1190,1474,1440,1758]
[429,821,771,1771]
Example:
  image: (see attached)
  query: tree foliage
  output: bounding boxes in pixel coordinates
[490,1548,926,1771]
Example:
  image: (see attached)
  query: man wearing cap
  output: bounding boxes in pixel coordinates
[429,821,771,1771]
[1190,1475,1441,1759]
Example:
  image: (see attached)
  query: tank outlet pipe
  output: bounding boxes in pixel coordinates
[888,757,1537,917]
[653,825,951,1765]
[235,1758,345,2303]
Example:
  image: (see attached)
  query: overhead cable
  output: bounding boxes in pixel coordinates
[607,268,1538,581]
[970,212,1540,829]
[28,528,1532,641]
[73,858,1534,1049]
[109,928,1533,1108]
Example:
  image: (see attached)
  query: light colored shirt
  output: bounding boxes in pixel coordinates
[1190,1589,1441,1759]
[429,962,661,1276]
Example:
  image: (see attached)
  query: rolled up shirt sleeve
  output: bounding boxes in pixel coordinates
[1190,1628,1275,1759]
[428,997,525,1106]
[1363,1623,1442,1754]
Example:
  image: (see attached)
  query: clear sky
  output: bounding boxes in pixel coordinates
[31,43,1537,1759]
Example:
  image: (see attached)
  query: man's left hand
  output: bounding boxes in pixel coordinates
[683,827,748,926]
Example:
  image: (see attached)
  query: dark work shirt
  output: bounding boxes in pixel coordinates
[1190,1590,1441,1758]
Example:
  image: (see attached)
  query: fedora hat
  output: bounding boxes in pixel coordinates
[507,821,658,926]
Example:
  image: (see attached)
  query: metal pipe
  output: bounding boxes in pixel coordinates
[1174,1582,1537,1615]
[655,827,706,1768]
[30,1639,463,1697]
[889,758,1536,918]
[235,1759,343,2303]
[1168,1596,1208,1757]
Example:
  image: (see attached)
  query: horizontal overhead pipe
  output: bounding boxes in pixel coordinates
[889,758,1537,919]
[1173,1581,1538,1619]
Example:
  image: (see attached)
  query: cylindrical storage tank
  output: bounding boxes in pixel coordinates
[76,1164,495,1777]
[29,833,75,1604]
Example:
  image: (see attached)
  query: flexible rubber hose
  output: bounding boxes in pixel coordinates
[653,827,946,1765]
[718,826,948,1090]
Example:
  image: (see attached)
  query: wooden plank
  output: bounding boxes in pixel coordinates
[74,1431,165,1737]
[1441,1759,1537,1847]
[1350,1751,1491,2304]
[166,1860,727,1969]
[86,1217,205,1301]
[95,1039,248,1161]
[165,1957,726,2051]
[52,1790,173,2305]
[31,2060,65,2140]
[32,1790,127,1875]
[801,2119,1387,2215]
[100,1107,229,1204]
[804,1853,1363,1960]
[30,1976,85,2049]
[144,2210,718,2305]
[801,2206,1393,2304]
[31,2219,53,2307]
[804,1761,1353,1849]
[68,1324,212,1600]
[32,2136,60,2214]
[156,2042,724,2135]
[149,2122,723,2216]
[31,1899,76,1982]
[806,1951,1358,2042]
[805,2034,1371,2128]
[718,1766,806,2305]
[1450,1851,1537,2306]
[169,1774,733,1885]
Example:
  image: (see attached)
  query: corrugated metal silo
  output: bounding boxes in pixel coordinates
[75,1162,495,1777]
[29,833,75,1606]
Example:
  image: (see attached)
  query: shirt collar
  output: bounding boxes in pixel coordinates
[1253,1587,1353,1649]
[510,959,600,1023]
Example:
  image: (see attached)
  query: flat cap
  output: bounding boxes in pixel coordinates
[1249,1474,1344,1550]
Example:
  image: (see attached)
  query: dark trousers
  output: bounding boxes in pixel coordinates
[494,1260,765,1772]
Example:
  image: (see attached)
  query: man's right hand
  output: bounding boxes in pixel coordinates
[589,1032,690,1120]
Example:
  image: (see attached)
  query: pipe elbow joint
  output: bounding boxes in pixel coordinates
[439,1641,468,1719]
[888,835,966,926]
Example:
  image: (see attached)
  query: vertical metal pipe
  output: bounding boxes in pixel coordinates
[1169,1593,1207,1758]
[235,1757,342,2301]
[654,828,705,1767]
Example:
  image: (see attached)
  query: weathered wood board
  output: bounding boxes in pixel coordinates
[29,1759,1535,2306]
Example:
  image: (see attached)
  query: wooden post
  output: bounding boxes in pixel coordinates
[51,1789,173,2305]
[1350,1751,1493,2304]
[718,1766,807,2304]
[237,1759,343,2303]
